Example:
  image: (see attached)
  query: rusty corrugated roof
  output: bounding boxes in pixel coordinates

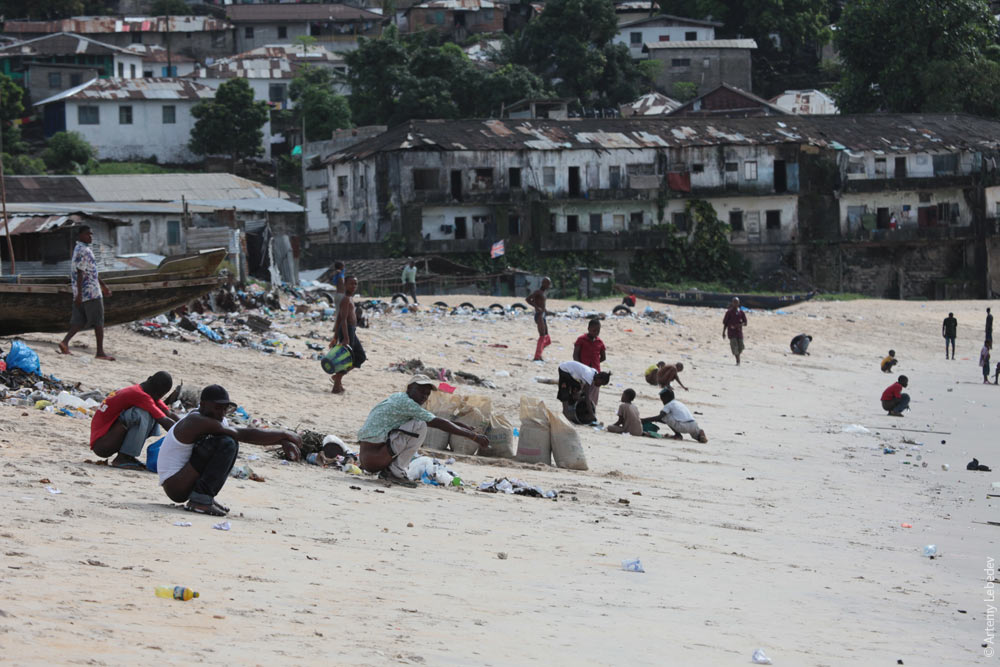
[124,43,196,63]
[2,16,232,34]
[621,92,681,117]
[226,3,387,23]
[0,212,129,237]
[189,45,344,81]
[408,0,498,10]
[35,77,215,105]
[0,32,134,57]
[327,114,1000,164]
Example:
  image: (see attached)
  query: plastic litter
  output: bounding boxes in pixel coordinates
[477,477,557,498]
[213,521,231,531]
[5,340,40,374]
[923,544,937,557]
[155,585,199,601]
[173,521,192,527]
[621,558,645,573]
[751,648,773,664]
[45,486,62,494]
[842,424,870,434]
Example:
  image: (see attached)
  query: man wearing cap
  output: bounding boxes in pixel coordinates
[357,375,489,487]
[642,387,708,443]
[157,384,302,516]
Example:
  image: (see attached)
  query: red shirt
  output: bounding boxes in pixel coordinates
[574,334,606,371]
[90,385,168,446]
[723,307,747,339]
[881,382,903,402]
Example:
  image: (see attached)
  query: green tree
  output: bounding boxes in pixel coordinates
[2,153,47,175]
[834,0,996,113]
[150,0,192,15]
[189,78,268,168]
[344,29,414,125]
[41,131,98,174]
[0,74,27,155]
[1,0,110,20]
[671,82,698,102]
[288,66,352,141]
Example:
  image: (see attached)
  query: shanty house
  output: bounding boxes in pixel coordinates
[643,39,757,97]
[770,89,839,116]
[0,212,129,277]
[34,77,215,163]
[403,1,505,38]
[125,44,197,78]
[613,14,721,59]
[666,84,788,118]
[226,3,387,53]
[1,16,234,62]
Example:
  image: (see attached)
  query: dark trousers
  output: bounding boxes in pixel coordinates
[404,281,417,302]
[188,435,239,505]
[882,394,910,414]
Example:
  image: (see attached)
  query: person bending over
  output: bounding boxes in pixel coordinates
[880,375,910,417]
[90,371,179,470]
[642,388,707,443]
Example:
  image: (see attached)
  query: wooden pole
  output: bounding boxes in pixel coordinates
[0,149,14,275]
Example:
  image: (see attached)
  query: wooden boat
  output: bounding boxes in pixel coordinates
[618,284,816,310]
[0,248,227,336]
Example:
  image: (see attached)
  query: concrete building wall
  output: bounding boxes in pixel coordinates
[614,25,716,58]
[407,8,504,35]
[234,23,309,53]
[65,98,199,163]
[838,188,971,236]
[83,30,234,62]
[115,213,185,256]
[26,64,100,105]
[843,151,971,180]
[649,47,753,96]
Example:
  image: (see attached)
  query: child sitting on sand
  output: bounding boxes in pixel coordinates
[607,389,643,436]
[881,350,898,373]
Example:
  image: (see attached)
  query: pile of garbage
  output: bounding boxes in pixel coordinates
[477,477,558,499]
[407,455,463,486]
[1,342,105,419]
[387,358,497,389]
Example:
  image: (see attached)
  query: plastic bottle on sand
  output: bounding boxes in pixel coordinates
[155,586,199,601]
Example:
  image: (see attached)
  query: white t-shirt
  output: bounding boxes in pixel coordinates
[157,411,229,484]
[559,360,596,385]
[660,400,694,423]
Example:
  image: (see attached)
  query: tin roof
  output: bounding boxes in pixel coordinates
[407,0,499,10]
[620,91,681,116]
[0,212,129,237]
[327,114,1000,163]
[34,77,215,106]
[124,43,196,63]
[644,39,757,50]
[618,13,722,28]
[225,3,387,23]
[2,16,232,34]
[189,45,345,81]
[0,32,135,58]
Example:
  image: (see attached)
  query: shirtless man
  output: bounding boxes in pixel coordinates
[329,261,345,323]
[158,384,301,516]
[526,277,552,361]
[330,276,367,394]
[648,361,688,391]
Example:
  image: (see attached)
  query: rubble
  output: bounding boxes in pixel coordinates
[387,359,498,389]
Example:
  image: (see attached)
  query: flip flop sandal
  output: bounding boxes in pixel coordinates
[185,502,227,517]
[213,500,230,514]
[112,460,147,471]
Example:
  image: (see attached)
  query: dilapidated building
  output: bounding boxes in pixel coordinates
[316,114,1000,298]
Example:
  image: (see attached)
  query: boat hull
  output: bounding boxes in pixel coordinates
[618,284,815,310]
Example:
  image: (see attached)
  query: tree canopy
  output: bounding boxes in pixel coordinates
[1,0,110,20]
[41,131,97,174]
[0,74,26,155]
[189,78,269,166]
[288,66,352,142]
[834,0,999,114]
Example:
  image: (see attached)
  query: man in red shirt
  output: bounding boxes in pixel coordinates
[574,318,607,406]
[722,297,748,365]
[91,371,179,469]
[880,375,910,416]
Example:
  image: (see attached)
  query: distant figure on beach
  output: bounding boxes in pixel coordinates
[329,276,366,394]
[942,312,957,360]
[557,360,611,424]
[90,371,178,470]
[526,277,552,361]
[607,389,643,436]
[881,350,898,373]
[401,259,418,304]
[330,261,345,322]
[158,384,301,516]
[644,361,689,391]
[573,318,606,405]
[722,297,747,365]
[987,308,994,345]
[981,340,992,385]
[356,375,488,487]
[790,334,812,355]
[642,388,708,442]
[880,375,910,416]
[58,225,114,361]
[623,293,637,308]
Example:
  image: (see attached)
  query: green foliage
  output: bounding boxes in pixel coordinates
[189,78,268,165]
[150,0,192,15]
[0,0,111,20]
[834,0,996,113]
[507,0,653,106]
[457,243,606,299]
[345,27,551,125]
[0,74,27,154]
[671,82,698,102]
[289,66,352,141]
[41,131,98,174]
[91,162,190,175]
[293,35,318,52]
[2,153,46,175]
[382,233,408,258]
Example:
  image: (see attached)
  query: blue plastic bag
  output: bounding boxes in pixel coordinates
[5,340,40,374]
[145,436,165,473]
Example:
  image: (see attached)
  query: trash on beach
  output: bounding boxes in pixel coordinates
[478,477,557,498]
[751,648,773,665]
[407,456,460,486]
[213,521,231,531]
[922,544,937,558]
[941,464,950,471]
[967,458,992,472]
[900,523,912,528]
[387,358,496,389]
[842,424,870,434]
[621,558,645,573]
[173,521,192,527]
[45,486,62,494]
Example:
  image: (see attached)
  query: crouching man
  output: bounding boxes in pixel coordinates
[642,388,708,443]
[90,370,179,470]
[158,384,301,516]
[357,375,489,487]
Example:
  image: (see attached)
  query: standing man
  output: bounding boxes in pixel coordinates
[330,276,366,394]
[573,318,606,406]
[942,312,958,360]
[357,375,489,486]
[526,277,552,361]
[986,307,993,346]
[329,261,345,323]
[158,384,301,516]
[90,371,179,470]
[58,226,114,360]
[722,297,747,365]
[401,259,418,304]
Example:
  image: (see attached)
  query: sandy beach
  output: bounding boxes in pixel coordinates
[0,294,997,666]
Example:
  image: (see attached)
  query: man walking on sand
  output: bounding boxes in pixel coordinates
[526,277,552,361]
[573,318,606,406]
[987,308,993,346]
[942,312,957,360]
[401,259,418,304]
[723,297,747,365]
[357,375,489,487]
[330,276,366,394]
[58,226,114,360]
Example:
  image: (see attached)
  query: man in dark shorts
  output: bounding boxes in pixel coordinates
[722,297,747,365]
[942,312,957,360]
[526,277,552,361]
[58,225,114,360]
[557,360,611,424]
[987,308,993,346]
[330,276,366,394]
[158,384,301,515]
[90,371,179,469]
[880,375,910,416]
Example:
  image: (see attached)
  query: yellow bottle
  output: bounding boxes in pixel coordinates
[155,586,199,601]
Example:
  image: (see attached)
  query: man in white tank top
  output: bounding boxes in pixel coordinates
[158,384,302,516]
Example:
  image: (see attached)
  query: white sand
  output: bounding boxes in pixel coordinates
[0,295,996,665]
